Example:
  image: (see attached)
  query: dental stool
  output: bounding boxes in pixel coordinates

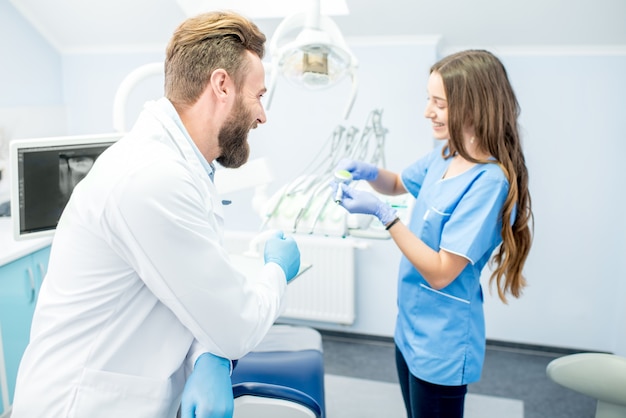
[546,352,626,418]
[231,325,326,418]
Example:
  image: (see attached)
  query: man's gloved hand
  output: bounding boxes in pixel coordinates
[180,353,233,418]
[264,231,301,282]
[335,159,379,181]
[335,184,397,226]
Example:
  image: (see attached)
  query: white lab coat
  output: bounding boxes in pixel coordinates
[11,98,287,418]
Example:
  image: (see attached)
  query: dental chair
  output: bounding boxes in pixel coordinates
[546,352,626,418]
[231,324,326,418]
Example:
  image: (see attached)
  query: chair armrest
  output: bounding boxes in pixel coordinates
[232,382,322,418]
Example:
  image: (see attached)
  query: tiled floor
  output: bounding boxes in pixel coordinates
[320,331,597,418]
[324,374,524,418]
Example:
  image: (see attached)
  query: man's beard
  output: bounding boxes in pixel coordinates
[216,97,252,168]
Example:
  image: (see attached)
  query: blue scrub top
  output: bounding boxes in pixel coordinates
[395,143,509,386]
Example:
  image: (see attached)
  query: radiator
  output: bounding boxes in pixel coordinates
[225,232,356,325]
[282,234,355,324]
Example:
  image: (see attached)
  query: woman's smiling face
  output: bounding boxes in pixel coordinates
[424,71,449,140]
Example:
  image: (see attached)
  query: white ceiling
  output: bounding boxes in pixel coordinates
[9,0,626,54]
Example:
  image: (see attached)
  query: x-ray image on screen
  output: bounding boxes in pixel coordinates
[9,133,121,240]
[19,144,107,234]
[58,154,96,201]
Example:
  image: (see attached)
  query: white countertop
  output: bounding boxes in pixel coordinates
[0,217,53,267]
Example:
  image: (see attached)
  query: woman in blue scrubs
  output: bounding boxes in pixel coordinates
[332,50,533,418]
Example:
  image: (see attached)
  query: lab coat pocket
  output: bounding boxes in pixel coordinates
[68,368,174,418]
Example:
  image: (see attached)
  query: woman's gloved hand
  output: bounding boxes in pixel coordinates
[334,183,397,226]
[335,159,379,181]
[180,353,233,418]
[264,231,301,282]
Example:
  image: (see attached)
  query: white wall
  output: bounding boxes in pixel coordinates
[0,3,63,108]
[3,5,626,354]
[479,50,626,354]
[62,51,165,135]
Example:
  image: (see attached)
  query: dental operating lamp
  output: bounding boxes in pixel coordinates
[264,0,359,119]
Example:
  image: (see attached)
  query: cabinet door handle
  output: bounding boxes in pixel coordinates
[26,267,36,303]
[37,262,45,279]
[36,262,46,297]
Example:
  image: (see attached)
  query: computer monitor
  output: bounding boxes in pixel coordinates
[9,133,121,240]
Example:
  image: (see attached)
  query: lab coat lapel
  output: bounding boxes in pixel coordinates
[144,100,225,222]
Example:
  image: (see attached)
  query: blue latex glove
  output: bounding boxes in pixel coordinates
[180,353,233,418]
[263,231,301,282]
[335,159,379,181]
[335,183,397,225]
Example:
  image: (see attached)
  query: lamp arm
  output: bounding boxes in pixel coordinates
[305,0,321,29]
[269,12,307,53]
[343,71,358,120]
[316,17,359,119]
[264,61,280,111]
[112,62,163,133]
[265,11,308,111]
[318,16,350,50]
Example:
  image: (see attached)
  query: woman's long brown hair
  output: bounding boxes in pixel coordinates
[432,50,533,303]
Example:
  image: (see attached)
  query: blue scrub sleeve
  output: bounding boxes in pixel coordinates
[401,147,440,197]
[439,172,509,265]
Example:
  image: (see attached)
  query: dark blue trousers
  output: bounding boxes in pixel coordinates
[395,345,467,418]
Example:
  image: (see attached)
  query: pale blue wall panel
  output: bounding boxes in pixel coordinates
[0,2,62,106]
[62,52,164,135]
